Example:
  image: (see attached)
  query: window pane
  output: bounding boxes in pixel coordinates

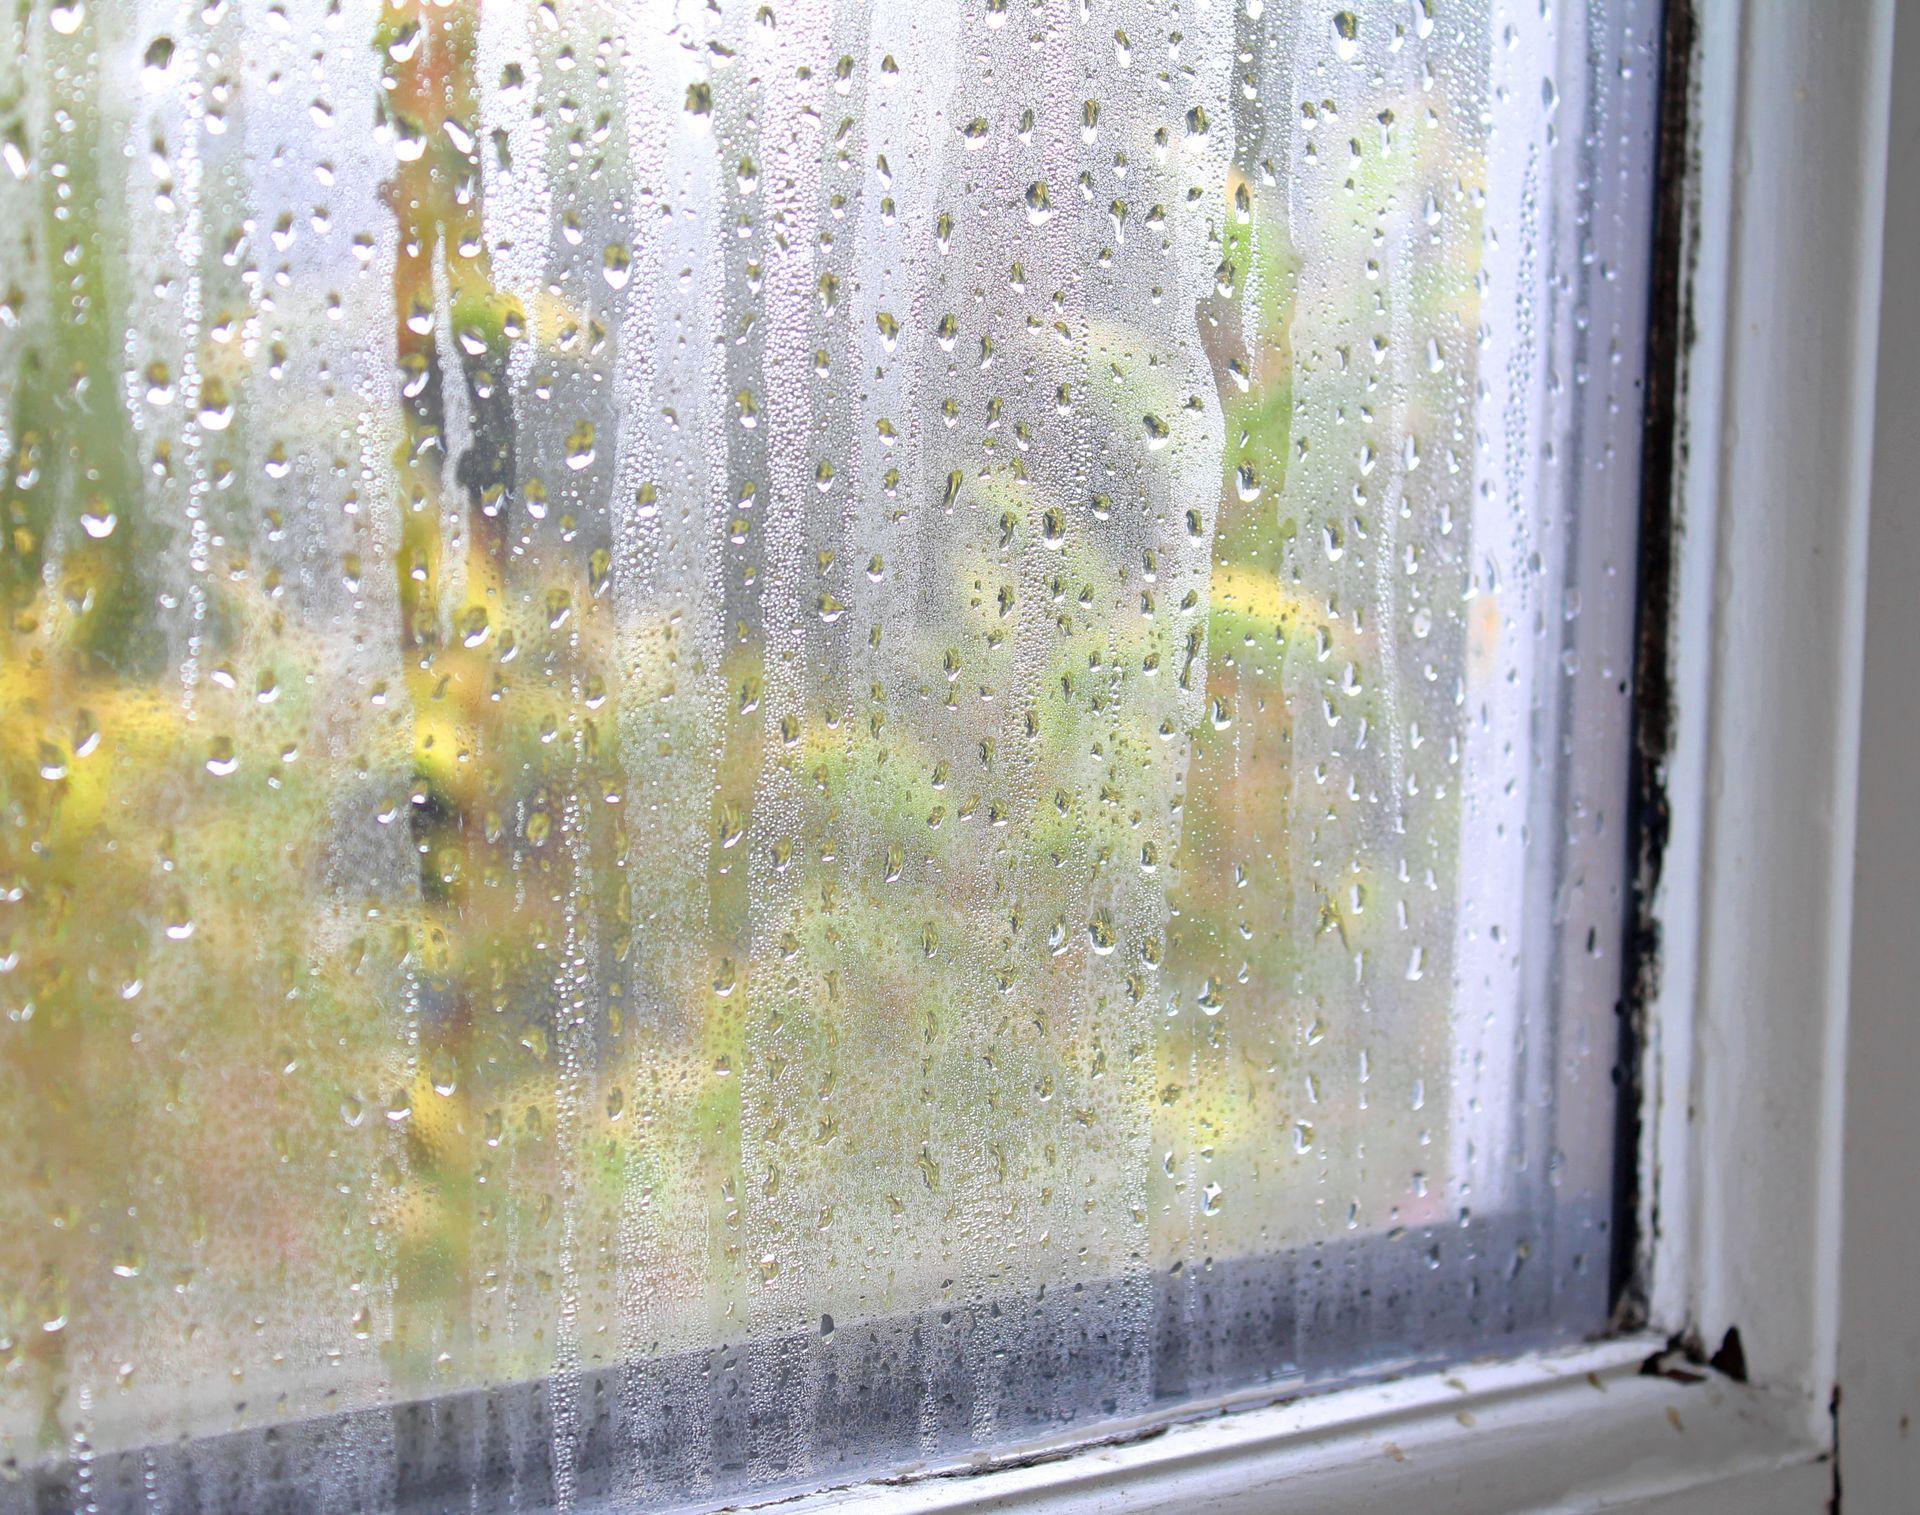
[0,0,1653,1507]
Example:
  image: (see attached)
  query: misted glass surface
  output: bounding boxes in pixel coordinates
[0,0,1653,1507]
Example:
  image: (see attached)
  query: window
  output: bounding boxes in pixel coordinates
[25,0,1904,1511]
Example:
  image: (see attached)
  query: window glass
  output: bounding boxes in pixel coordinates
[0,0,1653,1506]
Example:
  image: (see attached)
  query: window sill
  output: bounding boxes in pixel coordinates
[763,1337,1828,1515]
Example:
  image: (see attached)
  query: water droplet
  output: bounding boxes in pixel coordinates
[1333,10,1360,61]
[1087,909,1117,955]
[199,379,234,432]
[392,114,427,161]
[603,244,631,290]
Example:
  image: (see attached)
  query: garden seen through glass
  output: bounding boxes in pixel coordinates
[0,0,1655,1507]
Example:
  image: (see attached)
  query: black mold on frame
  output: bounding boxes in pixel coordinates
[1611,0,1698,1329]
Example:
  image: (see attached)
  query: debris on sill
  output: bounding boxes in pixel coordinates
[1639,1325,1747,1385]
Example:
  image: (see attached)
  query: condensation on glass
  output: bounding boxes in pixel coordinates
[0,0,1656,1508]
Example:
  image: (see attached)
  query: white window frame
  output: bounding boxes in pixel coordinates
[752,2,1909,1508]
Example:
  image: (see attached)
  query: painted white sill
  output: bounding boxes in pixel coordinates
[753,1337,1827,1515]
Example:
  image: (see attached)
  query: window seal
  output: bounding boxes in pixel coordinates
[756,1336,1825,1515]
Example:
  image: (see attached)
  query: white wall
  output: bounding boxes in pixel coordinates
[1838,1,1920,1502]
